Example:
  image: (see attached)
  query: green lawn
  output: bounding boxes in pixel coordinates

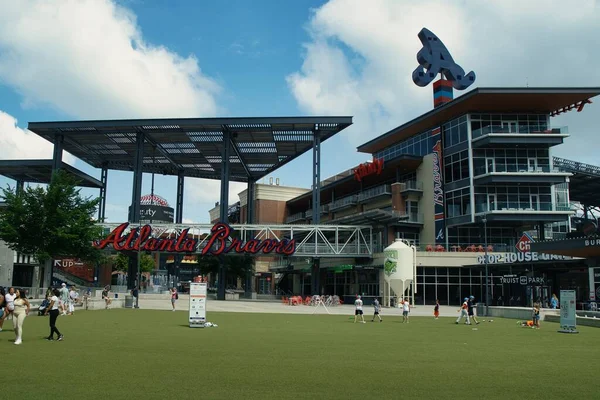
[4,310,599,400]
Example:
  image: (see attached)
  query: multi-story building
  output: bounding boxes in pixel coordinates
[209,180,309,293]
[219,87,600,307]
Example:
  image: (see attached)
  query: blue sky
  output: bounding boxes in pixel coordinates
[1,0,600,224]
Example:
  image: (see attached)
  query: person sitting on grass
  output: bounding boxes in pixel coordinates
[518,320,535,328]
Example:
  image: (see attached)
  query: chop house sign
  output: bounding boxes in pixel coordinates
[94,222,296,256]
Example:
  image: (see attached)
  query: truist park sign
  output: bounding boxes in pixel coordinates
[94,222,296,256]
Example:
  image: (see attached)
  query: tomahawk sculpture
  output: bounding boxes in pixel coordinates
[412,28,476,90]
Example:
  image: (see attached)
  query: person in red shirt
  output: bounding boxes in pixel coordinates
[455,297,471,325]
[434,299,440,319]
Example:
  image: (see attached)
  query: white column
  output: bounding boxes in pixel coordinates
[589,267,596,301]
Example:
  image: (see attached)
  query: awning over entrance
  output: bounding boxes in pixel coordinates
[530,236,600,258]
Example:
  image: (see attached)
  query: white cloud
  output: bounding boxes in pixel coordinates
[186,179,247,206]
[0,0,221,120]
[0,111,75,163]
[287,0,600,157]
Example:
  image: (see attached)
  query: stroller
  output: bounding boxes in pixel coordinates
[38,298,50,316]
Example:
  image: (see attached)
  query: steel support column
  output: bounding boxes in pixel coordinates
[52,134,64,173]
[98,167,108,222]
[128,132,144,290]
[16,180,24,194]
[217,130,231,300]
[176,170,185,224]
[245,179,256,298]
[311,130,321,295]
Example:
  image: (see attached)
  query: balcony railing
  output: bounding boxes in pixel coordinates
[329,194,358,211]
[472,125,568,140]
[475,202,572,213]
[399,181,423,192]
[392,211,424,223]
[305,205,329,220]
[286,212,305,223]
[357,184,391,202]
[473,163,563,176]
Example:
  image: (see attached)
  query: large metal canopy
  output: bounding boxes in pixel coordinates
[27,117,353,182]
[553,156,600,208]
[0,159,103,189]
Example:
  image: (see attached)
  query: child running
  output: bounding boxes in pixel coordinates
[371,298,382,322]
[434,299,440,319]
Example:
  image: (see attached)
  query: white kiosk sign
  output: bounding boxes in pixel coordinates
[189,282,207,328]
[558,290,578,334]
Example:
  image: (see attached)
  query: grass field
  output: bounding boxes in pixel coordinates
[4,309,599,400]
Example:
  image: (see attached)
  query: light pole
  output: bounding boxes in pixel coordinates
[482,216,489,317]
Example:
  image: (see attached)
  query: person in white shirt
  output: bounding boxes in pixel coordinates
[12,289,30,345]
[2,287,16,327]
[44,289,64,341]
[354,295,365,324]
[68,286,79,315]
[402,298,410,323]
[59,283,69,315]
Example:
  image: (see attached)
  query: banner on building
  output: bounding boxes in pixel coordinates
[431,127,445,245]
[558,290,578,334]
[189,282,207,328]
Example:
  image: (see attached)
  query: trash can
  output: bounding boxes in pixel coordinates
[125,295,134,308]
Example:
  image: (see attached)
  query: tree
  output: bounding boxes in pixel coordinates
[113,252,156,273]
[0,170,102,263]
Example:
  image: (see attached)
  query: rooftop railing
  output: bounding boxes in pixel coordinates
[475,202,572,213]
[473,164,564,176]
[472,125,568,140]
[329,194,358,211]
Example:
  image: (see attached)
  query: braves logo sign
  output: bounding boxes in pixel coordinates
[412,28,476,90]
[354,158,384,182]
[432,140,444,206]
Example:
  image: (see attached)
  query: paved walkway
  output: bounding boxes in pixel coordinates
[130,297,461,317]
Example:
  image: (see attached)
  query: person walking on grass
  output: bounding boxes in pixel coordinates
[13,289,30,345]
[59,283,69,315]
[3,287,16,324]
[45,289,64,341]
[354,295,365,323]
[68,286,79,315]
[0,287,5,332]
[456,297,471,325]
[170,287,178,311]
[371,298,382,322]
[468,296,480,325]
[434,299,440,319]
[401,298,410,323]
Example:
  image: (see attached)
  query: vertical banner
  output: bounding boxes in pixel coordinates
[189,282,207,328]
[558,290,578,334]
[431,127,445,245]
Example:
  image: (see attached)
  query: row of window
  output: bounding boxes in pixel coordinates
[442,116,468,148]
[444,150,469,183]
[374,129,438,161]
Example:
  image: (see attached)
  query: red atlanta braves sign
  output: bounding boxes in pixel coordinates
[93,222,296,256]
[354,158,384,182]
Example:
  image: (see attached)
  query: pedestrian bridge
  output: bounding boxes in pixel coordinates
[96,223,374,258]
